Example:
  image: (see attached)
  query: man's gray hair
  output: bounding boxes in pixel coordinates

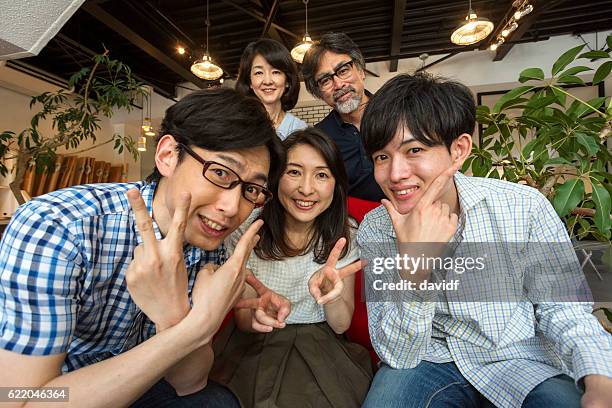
[301,32,365,99]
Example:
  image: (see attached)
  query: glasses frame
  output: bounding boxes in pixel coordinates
[316,60,355,91]
[178,143,273,207]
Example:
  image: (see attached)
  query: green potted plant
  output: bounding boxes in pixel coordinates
[0,50,143,205]
[469,35,612,241]
[467,35,612,328]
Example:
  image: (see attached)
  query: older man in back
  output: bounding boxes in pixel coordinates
[302,32,384,202]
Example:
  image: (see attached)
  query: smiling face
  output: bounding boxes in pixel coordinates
[372,127,470,215]
[249,54,287,107]
[278,143,336,229]
[156,136,270,250]
[315,51,366,114]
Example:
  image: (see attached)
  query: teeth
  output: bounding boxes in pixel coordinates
[296,200,315,208]
[201,216,223,231]
[396,187,418,195]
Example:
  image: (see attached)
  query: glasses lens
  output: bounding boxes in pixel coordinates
[318,76,332,90]
[337,62,353,79]
[204,163,239,187]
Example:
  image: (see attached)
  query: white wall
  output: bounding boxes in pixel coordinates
[0,63,174,184]
[296,31,612,105]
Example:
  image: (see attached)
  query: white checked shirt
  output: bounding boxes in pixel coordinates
[357,172,612,408]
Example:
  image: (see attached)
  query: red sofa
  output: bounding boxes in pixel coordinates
[345,196,381,366]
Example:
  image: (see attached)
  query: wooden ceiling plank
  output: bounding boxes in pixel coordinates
[389,0,407,72]
[81,2,207,88]
[220,0,297,39]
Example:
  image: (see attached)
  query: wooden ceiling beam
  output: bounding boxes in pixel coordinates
[220,0,297,39]
[81,2,207,88]
[389,0,407,72]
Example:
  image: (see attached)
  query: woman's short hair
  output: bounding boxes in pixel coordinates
[255,127,352,263]
[235,38,300,111]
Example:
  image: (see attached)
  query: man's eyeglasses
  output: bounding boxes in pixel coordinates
[316,60,355,91]
[178,143,273,207]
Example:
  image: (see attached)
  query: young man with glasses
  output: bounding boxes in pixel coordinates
[0,88,287,407]
[302,32,385,202]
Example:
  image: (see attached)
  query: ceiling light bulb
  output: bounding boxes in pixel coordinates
[291,34,314,63]
[514,3,533,20]
[450,11,494,46]
[177,46,186,55]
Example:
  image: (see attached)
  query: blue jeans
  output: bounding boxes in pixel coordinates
[130,379,240,408]
[363,361,582,408]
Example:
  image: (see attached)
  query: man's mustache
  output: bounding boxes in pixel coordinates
[333,87,356,102]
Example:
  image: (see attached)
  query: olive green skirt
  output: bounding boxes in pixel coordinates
[210,321,373,408]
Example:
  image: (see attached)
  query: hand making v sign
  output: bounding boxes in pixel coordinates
[308,237,363,305]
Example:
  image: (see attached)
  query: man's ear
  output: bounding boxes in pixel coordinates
[451,133,473,166]
[155,135,179,177]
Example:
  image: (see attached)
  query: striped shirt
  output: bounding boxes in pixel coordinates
[0,182,225,372]
[357,172,612,408]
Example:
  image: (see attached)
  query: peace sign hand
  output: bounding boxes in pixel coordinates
[308,238,363,305]
[189,220,263,337]
[125,188,191,330]
[383,162,460,244]
[234,274,291,333]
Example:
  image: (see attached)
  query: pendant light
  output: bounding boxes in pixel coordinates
[291,0,314,64]
[450,0,494,46]
[191,0,223,80]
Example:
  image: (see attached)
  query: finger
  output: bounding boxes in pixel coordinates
[325,238,347,269]
[418,162,460,208]
[317,281,343,305]
[309,275,323,301]
[440,203,450,217]
[234,297,259,310]
[166,191,191,249]
[255,308,285,329]
[275,301,291,323]
[338,259,365,279]
[251,320,274,333]
[127,189,157,248]
[230,220,264,270]
[381,198,402,221]
[245,273,269,297]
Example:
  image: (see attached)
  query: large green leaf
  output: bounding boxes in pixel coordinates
[557,75,585,85]
[559,66,592,77]
[575,133,600,156]
[525,95,556,111]
[571,96,606,119]
[578,50,610,60]
[492,86,534,114]
[591,182,612,234]
[553,178,585,217]
[593,61,612,85]
[519,68,544,83]
[552,44,585,76]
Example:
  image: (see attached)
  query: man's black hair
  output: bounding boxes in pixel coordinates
[147,87,283,183]
[361,72,476,156]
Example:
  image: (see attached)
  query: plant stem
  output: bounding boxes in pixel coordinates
[551,85,607,119]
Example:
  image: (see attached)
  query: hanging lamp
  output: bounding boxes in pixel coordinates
[291,0,314,63]
[450,0,494,46]
[191,0,223,80]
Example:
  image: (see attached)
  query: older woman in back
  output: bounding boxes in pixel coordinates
[235,38,307,140]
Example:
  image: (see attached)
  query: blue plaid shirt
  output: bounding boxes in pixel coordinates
[358,173,612,408]
[0,182,225,372]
